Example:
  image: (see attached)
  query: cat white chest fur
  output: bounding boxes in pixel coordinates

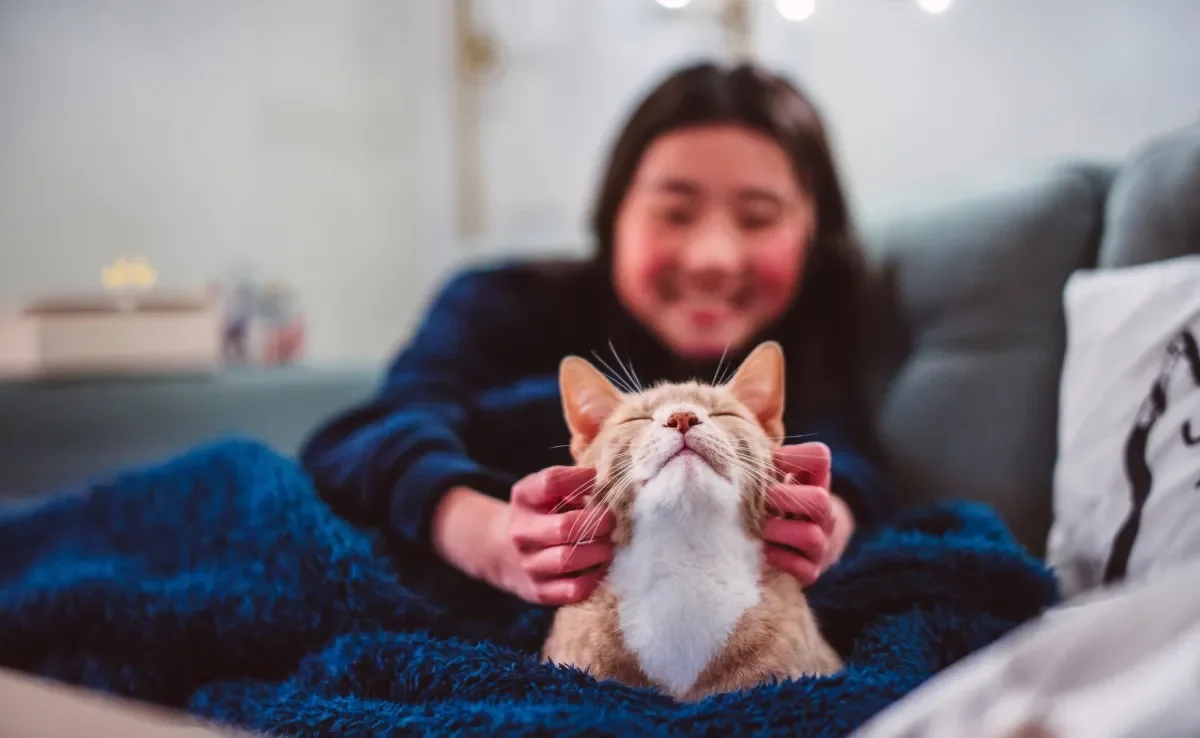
[607,456,763,697]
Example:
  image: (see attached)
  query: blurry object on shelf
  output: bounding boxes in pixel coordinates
[0,256,221,379]
[256,283,306,367]
[101,256,159,292]
[0,312,40,379]
[218,268,306,367]
[221,268,257,364]
[0,258,306,381]
[11,291,221,379]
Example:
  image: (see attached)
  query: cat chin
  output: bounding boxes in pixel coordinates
[634,453,736,515]
[643,450,705,483]
[643,444,718,477]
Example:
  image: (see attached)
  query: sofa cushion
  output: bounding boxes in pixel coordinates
[864,164,1112,555]
[1099,122,1200,268]
[1048,255,1200,599]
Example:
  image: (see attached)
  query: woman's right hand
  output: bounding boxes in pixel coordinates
[488,466,615,606]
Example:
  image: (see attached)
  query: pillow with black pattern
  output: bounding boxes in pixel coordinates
[1048,255,1200,598]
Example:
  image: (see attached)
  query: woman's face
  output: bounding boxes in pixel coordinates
[612,124,816,361]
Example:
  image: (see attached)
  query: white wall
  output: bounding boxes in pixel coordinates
[1,0,1197,362]
[754,0,1200,212]
[0,0,457,362]
[466,0,728,254]
[471,0,1200,248]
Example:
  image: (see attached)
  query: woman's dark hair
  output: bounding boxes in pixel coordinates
[589,60,875,426]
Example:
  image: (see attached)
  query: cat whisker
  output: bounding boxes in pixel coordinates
[551,450,635,517]
[566,496,623,558]
[590,349,638,395]
[549,476,604,515]
[564,457,636,545]
[720,358,739,387]
[711,343,732,387]
[716,447,776,477]
[709,450,778,493]
[719,457,775,482]
[580,481,624,541]
[607,340,644,393]
[767,492,830,520]
[762,433,821,443]
[715,446,820,487]
[570,506,608,548]
[719,456,789,497]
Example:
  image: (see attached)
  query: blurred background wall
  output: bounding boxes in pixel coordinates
[1,0,1197,362]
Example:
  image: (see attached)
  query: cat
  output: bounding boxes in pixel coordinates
[541,340,843,702]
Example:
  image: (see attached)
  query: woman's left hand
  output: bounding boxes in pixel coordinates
[764,442,855,586]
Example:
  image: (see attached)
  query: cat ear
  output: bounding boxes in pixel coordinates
[727,341,786,441]
[559,355,622,451]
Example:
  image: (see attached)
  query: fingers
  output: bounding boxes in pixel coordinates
[774,443,831,489]
[763,517,829,565]
[511,506,616,551]
[507,466,614,607]
[532,568,607,607]
[521,541,614,579]
[765,547,821,588]
[512,466,596,513]
[767,483,832,531]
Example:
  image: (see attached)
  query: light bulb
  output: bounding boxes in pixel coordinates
[656,0,691,9]
[917,0,953,14]
[776,0,815,22]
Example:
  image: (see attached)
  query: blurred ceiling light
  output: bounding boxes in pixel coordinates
[656,0,692,9]
[916,0,953,14]
[776,0,816,22]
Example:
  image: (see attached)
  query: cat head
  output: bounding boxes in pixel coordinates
[558,341,786,544]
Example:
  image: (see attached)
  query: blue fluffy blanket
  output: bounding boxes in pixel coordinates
[0,439,1056,736]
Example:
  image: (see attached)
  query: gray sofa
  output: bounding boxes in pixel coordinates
[868,121,1199,556]
[3,122,1198,558]
[0,366,378,500]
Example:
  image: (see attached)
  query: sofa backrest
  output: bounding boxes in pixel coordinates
[1098,123,1200,268]
[864,163,1114,555]
[867,121,1200,556]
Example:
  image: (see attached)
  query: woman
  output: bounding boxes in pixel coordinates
[300,61,892,607]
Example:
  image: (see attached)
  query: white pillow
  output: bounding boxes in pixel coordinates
[1048,254,1200,599]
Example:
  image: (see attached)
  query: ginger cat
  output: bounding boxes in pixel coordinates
[541,341,842,702]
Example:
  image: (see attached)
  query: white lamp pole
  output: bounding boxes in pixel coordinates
[720,0,757,61]
[452,0,504,243]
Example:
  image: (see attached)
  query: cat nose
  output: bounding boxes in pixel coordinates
[665,411,700,433]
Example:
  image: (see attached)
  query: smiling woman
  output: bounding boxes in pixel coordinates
[612,125,813,360]
[299,59,892,608]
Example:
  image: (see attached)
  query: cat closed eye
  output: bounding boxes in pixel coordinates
[621,412,738,425]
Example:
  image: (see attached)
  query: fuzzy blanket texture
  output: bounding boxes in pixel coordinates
[0,439,1057,737]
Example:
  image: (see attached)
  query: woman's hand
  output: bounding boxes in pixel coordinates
[485,466,615,606]
[764,442,855,586]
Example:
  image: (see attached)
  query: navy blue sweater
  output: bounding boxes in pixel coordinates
[300,261,892,551]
